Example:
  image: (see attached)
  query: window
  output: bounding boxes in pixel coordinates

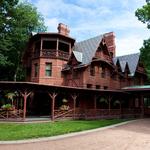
[34,63,38,77]
[42,40,56,49]
[34,41,41,57]
[73,70,78,79]
[58,42,69,52]
[104,86,108,89]
[45,63,52,76]
[101,67,106,78]
[112,74,117,80]
[87,84,92,88]
[90,66,95,76]
[96,85,100,89]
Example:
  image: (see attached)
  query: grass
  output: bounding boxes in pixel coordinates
[0,119,128,141]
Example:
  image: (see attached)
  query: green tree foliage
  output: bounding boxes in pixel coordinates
[135,0,150,79]
[0,0,47,81]
[140,39,150,79]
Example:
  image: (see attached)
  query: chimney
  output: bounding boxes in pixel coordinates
[104,32,116,57]
[57,23,70,36]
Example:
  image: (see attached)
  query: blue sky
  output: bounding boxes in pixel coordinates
[27,0,149,56]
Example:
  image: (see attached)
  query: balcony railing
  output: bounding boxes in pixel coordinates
[41,49,69,60]
[58,50,69,60]
[42,49,56,57]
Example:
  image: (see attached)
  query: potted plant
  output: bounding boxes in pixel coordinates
[1,104,15,111]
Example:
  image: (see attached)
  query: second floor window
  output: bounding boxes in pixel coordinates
[45,63,52,76]
[34,63,38,77]
[101,67,106,78]
[90,65,95,76]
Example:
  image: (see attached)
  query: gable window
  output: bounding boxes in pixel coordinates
[73,70,78,79]
[90,65,95,76]
[45,63,52,76]
[34,63,38,77]
[112,74,117,80]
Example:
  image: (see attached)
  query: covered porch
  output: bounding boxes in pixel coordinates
[122,85,150,117]
[0,82,143,122]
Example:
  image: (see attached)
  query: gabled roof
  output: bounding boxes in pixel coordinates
[120,61,128,73]
[73,35,103,65]
[115,53,140,76]
[73,51,83,63]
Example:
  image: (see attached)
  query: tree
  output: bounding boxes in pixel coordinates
[135,0,150,79]
[0,0,47,81]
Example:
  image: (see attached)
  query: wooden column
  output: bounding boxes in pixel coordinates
[108,95,112,116]
[94,95,97,118]
[71,94,78,120]
[40,38,43,56]
[119,99,122,118]
[140,95,144,118]
[56,38,59,57]
[48,92,57,121]
[21,91,31,121]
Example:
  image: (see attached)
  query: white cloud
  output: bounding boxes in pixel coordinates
[45,18,59,31]
[115,33,149,56]
[30,0,149,56]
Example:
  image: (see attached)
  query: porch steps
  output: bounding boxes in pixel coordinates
[54,109,74,120]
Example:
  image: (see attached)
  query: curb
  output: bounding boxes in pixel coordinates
[0,119,137,145]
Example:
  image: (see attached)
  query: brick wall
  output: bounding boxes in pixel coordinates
[31,58,68,85]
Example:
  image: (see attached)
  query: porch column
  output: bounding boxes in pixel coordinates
[48,92,58,121]
[108,95,112,116]
[71,94,78,119]
[21,91,32,121]
[140,95,144,118]
[119,99,122,118]
[94,95,97,118]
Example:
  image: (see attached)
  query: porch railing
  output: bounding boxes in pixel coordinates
[0,109,23,120]
[53,108,141,120]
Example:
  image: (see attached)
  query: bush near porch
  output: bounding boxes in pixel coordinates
[0,119,128,141]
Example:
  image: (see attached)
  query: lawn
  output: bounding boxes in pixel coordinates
[0,119,128,141]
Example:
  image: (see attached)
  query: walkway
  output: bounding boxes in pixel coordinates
[0,119,150,150]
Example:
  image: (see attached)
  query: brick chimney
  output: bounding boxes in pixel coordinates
[57,23,70,36]
[103,32,116,57]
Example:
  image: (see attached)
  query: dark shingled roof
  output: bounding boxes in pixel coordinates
[73,35,103,65]
[114,53,140,76]
[70,34,140,76]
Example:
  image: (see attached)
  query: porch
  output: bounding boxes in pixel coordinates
[0,82,147,122]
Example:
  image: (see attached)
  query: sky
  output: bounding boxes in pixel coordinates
[28,0,149,56]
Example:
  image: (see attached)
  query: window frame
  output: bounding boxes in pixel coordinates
[34,63,39,77]
[45,63,52,77]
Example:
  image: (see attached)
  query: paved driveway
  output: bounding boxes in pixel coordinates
[0,119,150,150]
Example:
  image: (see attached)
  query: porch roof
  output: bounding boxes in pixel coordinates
[122,85,150,92]
[0,81,126,95]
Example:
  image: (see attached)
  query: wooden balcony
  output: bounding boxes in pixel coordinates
[32,49,70,60]
[42,49,69,60]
